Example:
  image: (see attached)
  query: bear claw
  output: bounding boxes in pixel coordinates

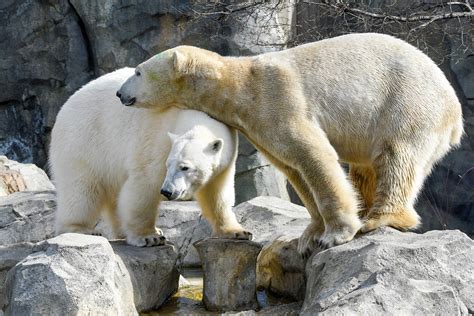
[127,232,167,247]
[232,230,253,240]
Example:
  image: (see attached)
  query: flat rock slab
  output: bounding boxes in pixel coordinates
[195,238,263,312]
[0,191,56,245]
[158,197,310,267]
[302,227,474,315]
[1,233,179,315]
[234,196,310,244]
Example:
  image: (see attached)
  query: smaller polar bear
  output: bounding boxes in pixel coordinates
[50,68,250,246]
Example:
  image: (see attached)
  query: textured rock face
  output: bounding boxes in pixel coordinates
[158,201,212,267]
[235,135,290,204]
[112,241,180,312]
[2,234,179,315]
[0,0,92,166]
[302,228,474,315]
[0,193,307,267]
[0,156,54,196]
[0,242,34,287]
[194,238,262,312]
[0,191,55,245]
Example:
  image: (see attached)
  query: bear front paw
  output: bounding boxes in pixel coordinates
[318,227,357,249]
[126,230,166,247]
[217,229,253,240]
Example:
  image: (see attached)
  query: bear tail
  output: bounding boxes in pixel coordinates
[450,115,464,147]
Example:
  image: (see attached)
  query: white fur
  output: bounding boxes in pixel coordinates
[50,68,249,246]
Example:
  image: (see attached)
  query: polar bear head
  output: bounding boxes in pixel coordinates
[160,126,224,201]
[117,46,224,110]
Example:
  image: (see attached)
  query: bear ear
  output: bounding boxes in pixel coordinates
[172,50,222,79]
[172,51,187,74]
[168,132,179,142]
[206,138,223,154]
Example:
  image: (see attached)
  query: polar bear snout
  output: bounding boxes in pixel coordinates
[160,181,183,200]
[160,188,174,200]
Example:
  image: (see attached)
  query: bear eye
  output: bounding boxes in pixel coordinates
[180,166,189,171]
[136,70,141,77]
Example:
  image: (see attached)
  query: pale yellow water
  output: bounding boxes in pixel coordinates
[143,268,294,315]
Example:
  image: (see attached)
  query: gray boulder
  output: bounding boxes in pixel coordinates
[302,228,474,315]
[2,234,136,315]
[0,191,56,244]
[112,241,180,312]
[2,233,179,315]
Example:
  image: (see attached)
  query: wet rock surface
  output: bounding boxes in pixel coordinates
[195,238,262,312]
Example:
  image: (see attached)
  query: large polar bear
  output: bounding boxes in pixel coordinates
[50,68,250,247]
[117,33,463,254]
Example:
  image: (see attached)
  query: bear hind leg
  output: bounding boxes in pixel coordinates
[361,142,423,233]
[349,164,377,218]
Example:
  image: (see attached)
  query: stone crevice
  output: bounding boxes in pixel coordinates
[67,0,96,77]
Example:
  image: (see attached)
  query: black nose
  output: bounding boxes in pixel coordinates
[116,91,121,98]
[160,189,172,199]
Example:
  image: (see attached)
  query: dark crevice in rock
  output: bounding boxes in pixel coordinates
[176,214,203,270]
[67,0,96,77]
[235,164,271,176]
